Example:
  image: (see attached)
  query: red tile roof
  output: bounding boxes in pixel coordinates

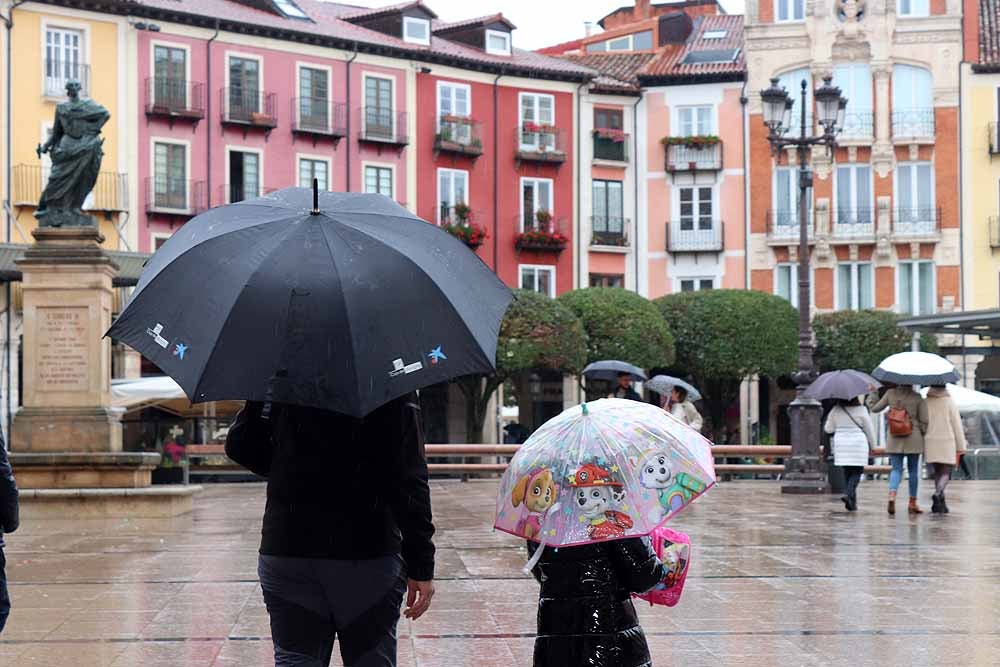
[638,14,745,83]
[340,1,437,21]
[433,13,516,33]
[564,53,658,94]
[977,0,1000,70]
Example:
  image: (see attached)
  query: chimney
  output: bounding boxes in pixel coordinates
[584,21,593,36]
[635,0,652,19]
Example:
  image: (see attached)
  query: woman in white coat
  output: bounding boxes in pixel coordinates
[824,397,876,512]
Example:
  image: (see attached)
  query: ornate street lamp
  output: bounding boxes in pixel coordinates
[759,75,847,494]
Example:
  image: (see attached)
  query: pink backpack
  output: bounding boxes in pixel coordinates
[634,527,692,608]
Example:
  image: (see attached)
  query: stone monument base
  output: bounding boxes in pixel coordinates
[19,485,201,519]
[12,407,124,454]
[9,452,161,489]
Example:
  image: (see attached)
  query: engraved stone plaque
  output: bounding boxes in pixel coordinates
[37,306,89,392]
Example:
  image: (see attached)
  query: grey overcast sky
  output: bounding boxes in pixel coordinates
[333,0,746,50]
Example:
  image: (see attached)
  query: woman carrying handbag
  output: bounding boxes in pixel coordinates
[824,397,876,512]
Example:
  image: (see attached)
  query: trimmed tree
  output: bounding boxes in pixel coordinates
[454,289,588,443]
[655,289,798,442]
[557,288,675,369]
[813,309,938,373]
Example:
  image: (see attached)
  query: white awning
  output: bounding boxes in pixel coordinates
[920,384,1000,413]
[112,376,186,410]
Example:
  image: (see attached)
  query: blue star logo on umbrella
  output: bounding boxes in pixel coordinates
[173,343,188,360]
[428,346,447,365]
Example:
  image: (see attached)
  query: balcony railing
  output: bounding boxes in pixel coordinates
[892,108,935,142]
[359,107,409,145]
[438,205,484,226]
[145,78,205,119]
[990,123,1000,155]
[592,130,629,162]
[666,220,724,252]
[832,208,876,239]
[218,182,263,206]
[591,217,630,247]
[664,139,723,172]
[44,59,89,97]
[292,99,347,137]
[766,209,814,243]
[145,177,207,215]
[515,214,568,252]
[838,110,873,139]
[12,164,126,211]
[892,207,941,237]
[516,126,567,163]
[221,88,277,128]
[991,216,1000,248]
[435,116,483,156]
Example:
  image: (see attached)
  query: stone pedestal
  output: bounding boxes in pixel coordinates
[11,226,197,516]
[781,397,829,494]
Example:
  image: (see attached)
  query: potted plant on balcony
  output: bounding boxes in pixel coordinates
[516,210,567,251]
[660,135,721,148]
[593,127,627,143]
[441,203,487,249]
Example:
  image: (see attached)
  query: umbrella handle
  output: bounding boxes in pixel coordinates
[523,502,561,574]
[311,178,320,215]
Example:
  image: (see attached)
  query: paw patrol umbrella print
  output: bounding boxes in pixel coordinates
[494,398,716,561]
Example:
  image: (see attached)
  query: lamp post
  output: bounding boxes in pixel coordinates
[760,76,847,494]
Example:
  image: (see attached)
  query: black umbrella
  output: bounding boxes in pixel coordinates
[803,369,881,401]
[582,360,647,382]
[107,186,512,417]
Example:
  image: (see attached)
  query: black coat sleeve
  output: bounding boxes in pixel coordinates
[224,401,274,478]
[391,396,436,581]
[0,435,19,534]
[607,537,667,594]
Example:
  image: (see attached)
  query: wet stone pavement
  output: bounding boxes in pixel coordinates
[2,480,999,666]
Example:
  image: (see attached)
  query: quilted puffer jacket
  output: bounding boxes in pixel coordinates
[528,538,667,667]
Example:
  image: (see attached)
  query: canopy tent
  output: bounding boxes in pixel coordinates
[920,384,1000,448]
[899,309,1000,339]
[112,376,242,417]
[0,243,149,286]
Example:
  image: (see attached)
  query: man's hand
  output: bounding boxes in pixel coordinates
[403,578,434,620]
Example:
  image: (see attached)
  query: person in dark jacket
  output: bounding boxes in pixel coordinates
[0,431,20,634]
[528,538,671,667]
[613,373,643,402]
[226,394,434,667]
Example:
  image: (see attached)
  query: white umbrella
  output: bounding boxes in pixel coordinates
[873,351,959,386]
[646,375,702,401]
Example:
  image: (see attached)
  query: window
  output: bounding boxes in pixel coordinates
[777,68,812,128]
[437,82,471,143]
[774,166,810,227]
[898,0,929,17]
[777,0,805,21]
[600,30,653,52]
[678,186,714,231]
[45,27,83,97]
[633,31,653,50]
[833,63,873,137]
[898,261,935,315]
[703,30,728,39]
[364,166,393,197]
[677,106,712,136]
[521,178,553,231]
[592,180,624,243]
[520,93,555,150]
[892,65,933,137]
[486,30,511,56]
[590,274,624,288]
[153,235,171,251]
[228,150,259,203]
[680,278,714,292]
[364,76,394,140]
[298,66,329,132]
[775,264,798,306]
[153,142,187,210]
[836,262,874,310]
[521,266,555,296]
[403,17,431,45]
[274,0,309,18]
[228,56,260,120]
[594,109,625,161]
[835,164,873,228]
[299,158,329,191]
[153,45,187,110]
[895,162,935,233]
[438,169,469,223]
[607,35,631,51]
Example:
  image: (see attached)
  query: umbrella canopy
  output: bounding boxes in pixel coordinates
[646,375,702,401]
[494,398,715,550]
[583,360,647,382]
[873,351,960,386]
[803,370,881,401]
[107,187,512,417]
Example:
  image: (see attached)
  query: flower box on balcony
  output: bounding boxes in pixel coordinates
[593,127,627,142]
[515,228,568,252]
[662,135,723,172]
[250,111,277,127]
[442,221,488,249]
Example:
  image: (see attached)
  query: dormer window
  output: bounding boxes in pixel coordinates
[486,29,511,56]
[274,0,308,19]
[404,16,431,45]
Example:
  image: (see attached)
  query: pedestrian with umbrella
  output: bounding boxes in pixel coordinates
[108,186,513,667]
[646,376,704,430]
[873,352,964,514]
[868,382,928,516]
[807,371,879,512]
[583,360,646,402]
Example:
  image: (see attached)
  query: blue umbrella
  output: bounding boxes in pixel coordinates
[583,360,647,382]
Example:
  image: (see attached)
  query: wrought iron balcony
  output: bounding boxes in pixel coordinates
[766,209,814,244]
[218,182,263,206]
[292,99,346,138]
[592,129,629,162]
[515,126,567,164]
[666,220,724,252]
[831,208,876,239]
[891,108,935,142]
[590,217,630,247]
[435,116,483,157]
[221,88,277,129]
[359,107,409,146]
[145,78,205,120]
[44,59,89,97]
[664,138,723,172]
[892,207,941,237]
[12,164,126,211]
[514,214,568,252]
[438,205,484,226]
[838,110,874,140]
[145,177,207,215]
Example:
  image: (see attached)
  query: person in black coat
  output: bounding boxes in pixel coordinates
[613,373,643,403]
[0,432,20,634]
[528,537,670,667]
[226,394,434,666]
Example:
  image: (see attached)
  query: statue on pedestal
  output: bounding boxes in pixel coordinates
[35,79,109,227]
